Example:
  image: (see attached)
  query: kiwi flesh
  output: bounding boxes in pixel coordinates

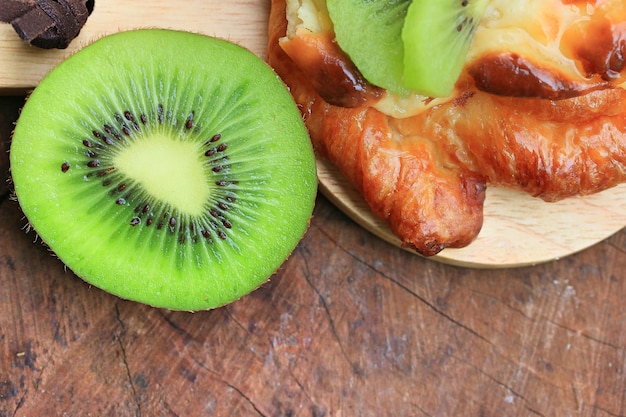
[327,0,487,98]
[10,29,317,311]
[402,0,488,97]
[326,0,412,95]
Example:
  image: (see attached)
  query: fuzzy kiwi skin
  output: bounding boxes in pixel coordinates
[10,29,317,311]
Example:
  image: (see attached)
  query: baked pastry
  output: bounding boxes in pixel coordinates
[268,0,626,256]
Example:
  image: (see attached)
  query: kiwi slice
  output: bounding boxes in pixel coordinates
[326,0,412,95]
[10,29,317,311]
[402,0,488,97]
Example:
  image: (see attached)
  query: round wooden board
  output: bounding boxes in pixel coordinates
[316,158,626,268]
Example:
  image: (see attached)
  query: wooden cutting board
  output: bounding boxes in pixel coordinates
[0,0,271,93]
[2,0,626,268]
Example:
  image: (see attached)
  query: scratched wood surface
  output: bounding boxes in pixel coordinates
[2,94,626,416]
[2,0,626,415]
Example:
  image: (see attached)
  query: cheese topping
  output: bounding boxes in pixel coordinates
[283,0,626,118]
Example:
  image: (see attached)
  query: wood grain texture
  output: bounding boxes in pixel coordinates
[0,0,270,93]
[2,1,626,416]
[2,117,626,415]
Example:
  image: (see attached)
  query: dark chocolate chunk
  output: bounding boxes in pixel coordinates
[0,0,94,49]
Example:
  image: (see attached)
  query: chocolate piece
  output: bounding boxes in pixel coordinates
[0,0,94,49]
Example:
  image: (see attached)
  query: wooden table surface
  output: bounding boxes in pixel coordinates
[1,94,626,417]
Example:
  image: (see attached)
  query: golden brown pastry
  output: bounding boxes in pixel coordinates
[268,0,626,256]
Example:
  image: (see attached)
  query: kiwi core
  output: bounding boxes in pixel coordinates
[114,134,209,216]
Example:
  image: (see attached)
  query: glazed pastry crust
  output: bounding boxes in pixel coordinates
[267,0,626,256]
